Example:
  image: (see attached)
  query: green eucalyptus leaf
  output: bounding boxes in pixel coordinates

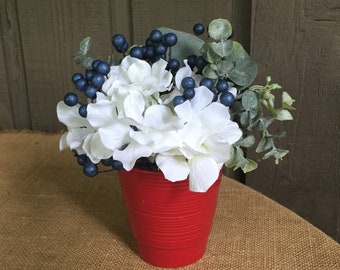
[276,109,293,121]
[240,111,251,128]
[257,117,274,131]
[242,158,258,173]
[216,60,235,76]
[202,65,218,79]
[206,45,222,63]
[272,130,287,138]
[158,27,204,64]
[242,90,258,111]
[225,146,258,172]
[236,135,255,148]
[263,148,289,164]
[107,54,121,66]
[225,146,243,168]
[72,51,94,70]
[208,18,233,40]
[256,135,274,153]
[210,39,233,57]
[227,42,258,86]
[282,91,296,110]
[79,37,92,54]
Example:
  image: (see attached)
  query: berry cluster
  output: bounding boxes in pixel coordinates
[112,29,179,68]
[74,152,124,177]
[173,77,196,106]
[64,59,111,119]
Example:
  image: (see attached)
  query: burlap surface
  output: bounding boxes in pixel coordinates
[0,131,339,269]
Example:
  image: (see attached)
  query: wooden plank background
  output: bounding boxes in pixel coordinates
[0,0,339,242]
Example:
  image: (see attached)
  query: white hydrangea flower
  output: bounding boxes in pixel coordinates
[156,86,242,192]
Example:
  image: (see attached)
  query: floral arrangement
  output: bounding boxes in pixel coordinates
[57,19,295,192]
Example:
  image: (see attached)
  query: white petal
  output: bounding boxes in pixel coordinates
[87,100,117,128]
[156,154,189,181]
[66,127,94,149]
[179,118,208,151]
[152,59,173,86]
[98,124,131,150]
[113,142,153,171]
[199,102,231,131]
[175,60,194,89]
[188,156,221,192]
[57,101,89,128]
[127,59,151,83]
[152,130,182,152]
[214,121,243,145]
[203,138,232,163]
[123,91,145,124]
[144,105,177,129]
[120,55,135,71]
[59,132,68,151]
[174,100,193,122]
[83,133,113,163]
[190,86,213,111]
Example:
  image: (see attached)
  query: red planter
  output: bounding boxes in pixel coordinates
[118,167,221,268]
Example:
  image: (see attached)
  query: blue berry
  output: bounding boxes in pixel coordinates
[77,154,89,165]
[220,91,235,106]
[162,33,177,47]
[167,59,180,71]
[72,73,83,84]
[173,95,186,106]
[154,43,167,55]
[149,29,163,43]
[216,80,229,93]
[85,70,95,80]
[112,34,127,49]
[95,61,110,75]
[181,77,195,89]
[130,46,144,59]
[130,125,138,131]
[143,46,154,59]
[75,78,87,91]
[83,162,98,177]
[193,23,205,35]
[85,85,97,99]
[186,55,197,69]
[101,157,113,166]
[145,37,154,46]
[91,73,105,88]
[212,91,219,102]
[195,56,208,72]
[117,41,129,53]
[200,77,214,90]
[91,59,101,70]
[183,88,195,99]
[78,104,88,117]
[112,160,123,170]
[64,93,78,106]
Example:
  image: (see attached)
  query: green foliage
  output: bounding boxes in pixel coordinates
[73,37,94,70]
[73,37,120,69]
[158,27,204,64]
[201,19,258,87]
[225,76,295,173]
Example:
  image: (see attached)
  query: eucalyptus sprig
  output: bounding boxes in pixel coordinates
[226,76,295,172]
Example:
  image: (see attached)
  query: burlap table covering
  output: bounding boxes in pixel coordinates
[0,131,339,270]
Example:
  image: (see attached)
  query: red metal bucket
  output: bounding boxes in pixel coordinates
[118,167,221,268]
